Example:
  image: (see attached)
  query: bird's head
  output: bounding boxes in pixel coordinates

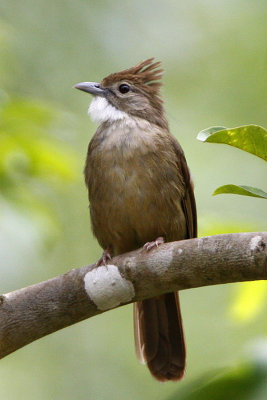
[74,58,168,129]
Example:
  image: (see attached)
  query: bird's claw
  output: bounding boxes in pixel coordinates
[143,236,165,251]
[96,249,112,267]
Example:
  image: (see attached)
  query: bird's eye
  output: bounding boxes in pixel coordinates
[118,84,130,94]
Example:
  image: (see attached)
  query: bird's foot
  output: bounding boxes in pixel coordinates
[143,236,165,251]
[96,248,112,267]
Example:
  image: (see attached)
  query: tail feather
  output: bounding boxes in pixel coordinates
[134,292,185,382]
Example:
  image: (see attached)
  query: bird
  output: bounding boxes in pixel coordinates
[74,58,197,382]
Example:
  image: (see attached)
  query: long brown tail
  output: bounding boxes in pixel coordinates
[134,292,185,382]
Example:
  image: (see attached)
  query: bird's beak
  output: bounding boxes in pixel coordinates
[74,82,105,96]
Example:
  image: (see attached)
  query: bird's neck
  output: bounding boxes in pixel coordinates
[88,96,169,130]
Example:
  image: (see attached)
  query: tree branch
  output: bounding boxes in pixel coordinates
[1,232,266,360]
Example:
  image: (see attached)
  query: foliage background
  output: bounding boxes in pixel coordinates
[0,0,266,399]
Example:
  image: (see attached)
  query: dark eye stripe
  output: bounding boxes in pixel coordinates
[107,88,116,96]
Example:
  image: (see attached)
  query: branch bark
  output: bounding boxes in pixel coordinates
[1,232,266,360]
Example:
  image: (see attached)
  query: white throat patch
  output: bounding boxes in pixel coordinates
[88,97,130,123]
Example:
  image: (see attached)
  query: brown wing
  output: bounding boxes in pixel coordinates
[134,134,197,381]
[171,136,197,239]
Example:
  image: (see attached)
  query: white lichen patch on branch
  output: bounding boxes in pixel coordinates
[250,235,262,251]
[84,265,135,311]
[197,236,217,252]
[145,246,174,274]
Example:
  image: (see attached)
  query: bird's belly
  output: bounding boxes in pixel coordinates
[89,154,186,254]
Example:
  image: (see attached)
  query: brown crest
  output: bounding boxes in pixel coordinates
[101,58,163,94]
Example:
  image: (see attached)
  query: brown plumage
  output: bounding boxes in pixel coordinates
[75,59,197,381]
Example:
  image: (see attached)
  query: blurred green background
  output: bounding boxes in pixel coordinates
[0,0,266,399]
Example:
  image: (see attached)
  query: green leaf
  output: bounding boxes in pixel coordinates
[213,185,267,199]
[0,98,80,230]
[168,363,267,400]
[197,125,267,161]
[197,126,227,140]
